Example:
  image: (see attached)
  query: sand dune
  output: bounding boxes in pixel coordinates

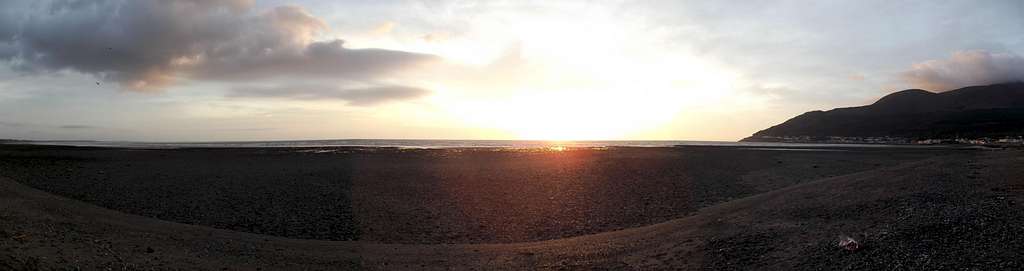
[3,148,1023,270]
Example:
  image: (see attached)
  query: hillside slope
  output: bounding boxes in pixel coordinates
[745,82,1024,140]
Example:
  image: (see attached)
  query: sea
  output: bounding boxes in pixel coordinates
[11,139,922,149]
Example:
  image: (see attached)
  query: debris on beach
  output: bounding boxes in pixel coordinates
[838,235,861,251]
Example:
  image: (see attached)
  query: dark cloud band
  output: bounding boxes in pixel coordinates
[229,84,430,106]
[903,50,1024,91]
[0,0,437,92]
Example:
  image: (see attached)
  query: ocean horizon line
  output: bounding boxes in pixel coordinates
[5,138,924,149]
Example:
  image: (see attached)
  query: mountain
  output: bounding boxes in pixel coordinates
[744,82,1024,141]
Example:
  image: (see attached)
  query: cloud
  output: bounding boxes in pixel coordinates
[0,0,438,90]
[421,32,450,43]
[0,121,26,127]
[222,127,277,132]
[1,121,97,130]
[58,125,96,129]
[902,50,1024,91]
[371,21,397,35]
[228,84,430,106]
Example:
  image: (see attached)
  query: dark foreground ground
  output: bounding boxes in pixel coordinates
[1,145,1022,270]
[0,144,948,244]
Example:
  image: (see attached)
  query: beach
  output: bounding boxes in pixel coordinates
[2,144,1022,269]
[4,0,1022,269]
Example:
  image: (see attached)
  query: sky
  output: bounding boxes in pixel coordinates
[1,0,1023,141]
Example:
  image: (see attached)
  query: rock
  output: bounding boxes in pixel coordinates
[838,236,861,251]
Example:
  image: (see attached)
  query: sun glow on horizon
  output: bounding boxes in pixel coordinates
[413,6,742,141]
[200,1,751,141]
[438,68,739,141]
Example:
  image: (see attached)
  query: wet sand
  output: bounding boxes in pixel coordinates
[3,144,1022,269]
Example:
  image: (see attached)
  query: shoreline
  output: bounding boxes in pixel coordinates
[3,139,964,150]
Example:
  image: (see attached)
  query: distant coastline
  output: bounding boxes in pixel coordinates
[4,139,931,149]
[742,135,1024,146]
